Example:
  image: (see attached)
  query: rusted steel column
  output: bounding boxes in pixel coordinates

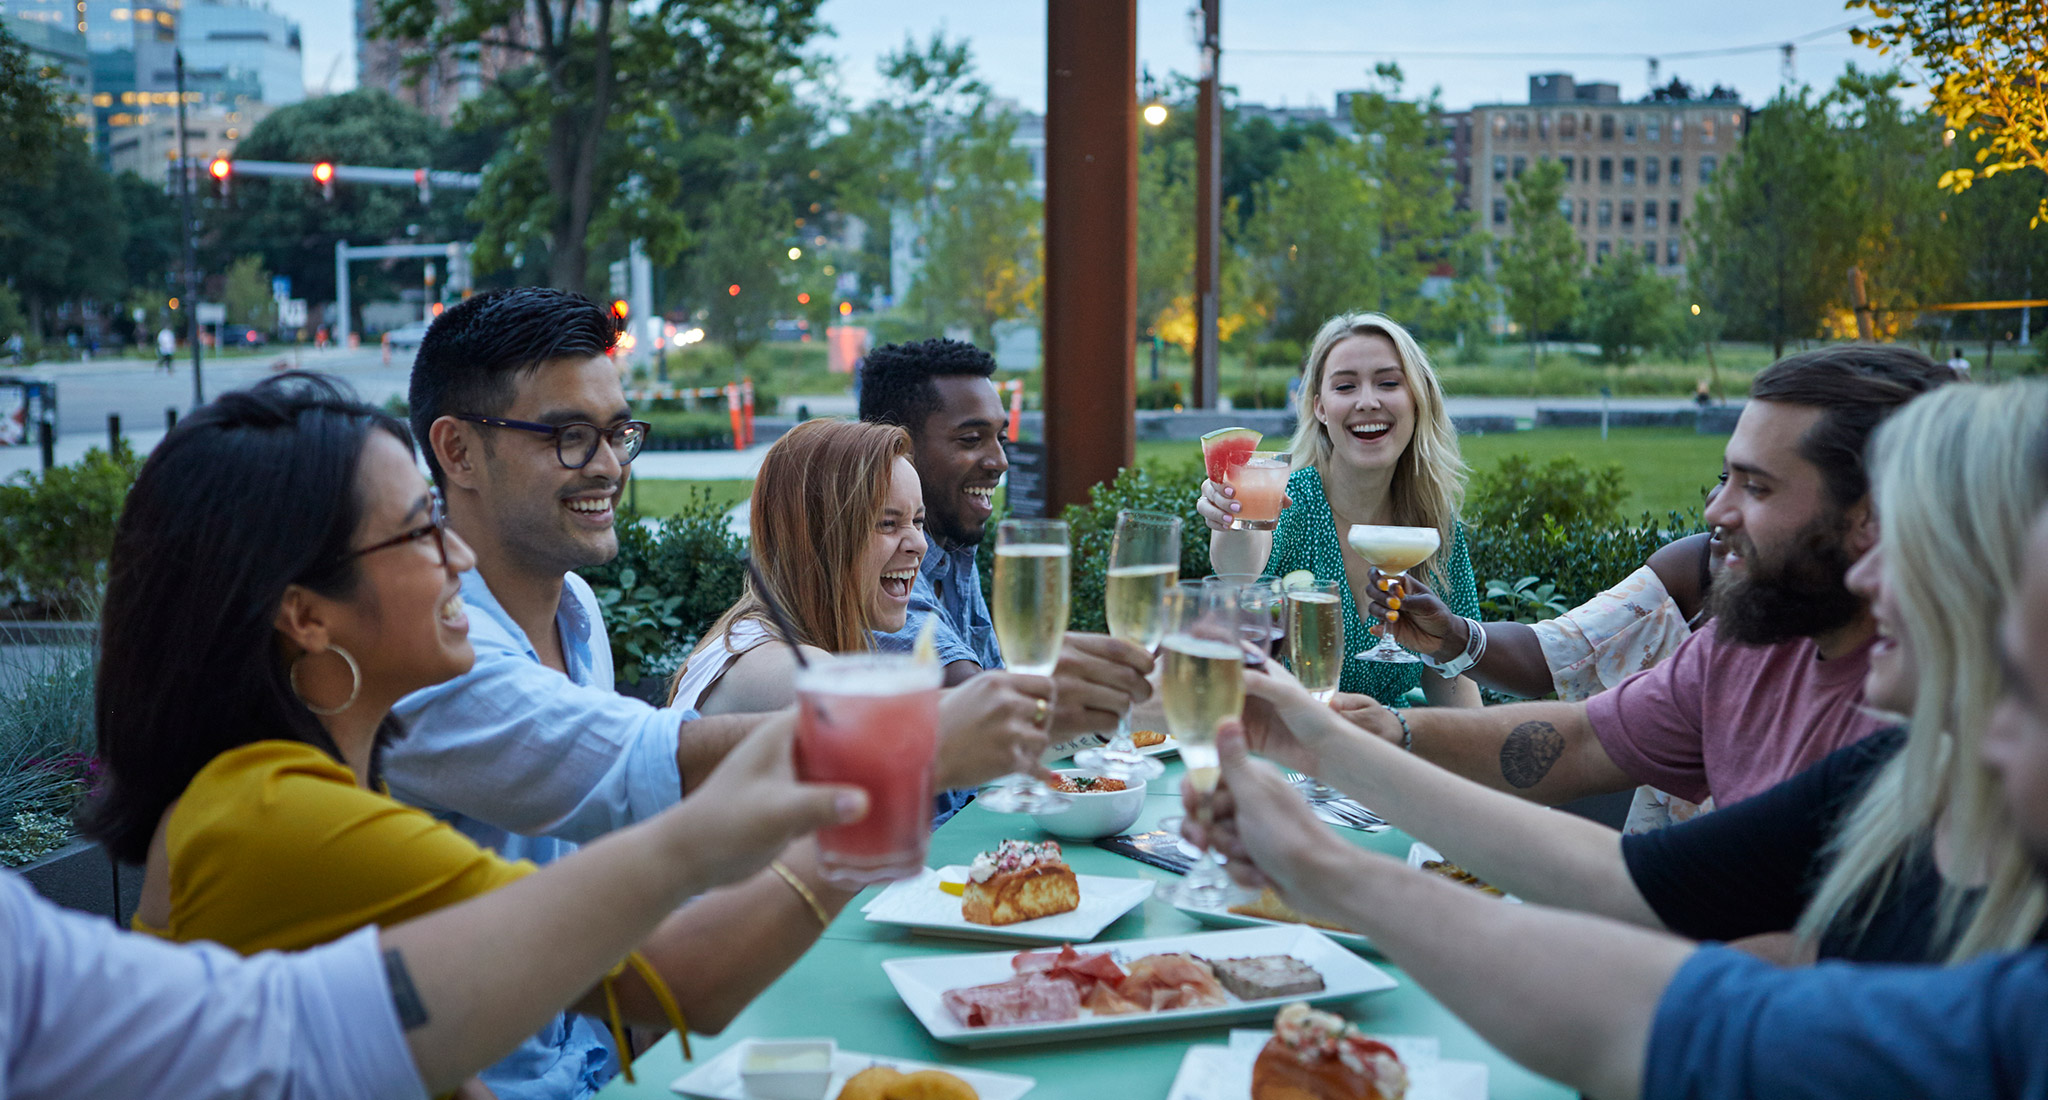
[1043,0,1138,511]
[1192,0,1222,409]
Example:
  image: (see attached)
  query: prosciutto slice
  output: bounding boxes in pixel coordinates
[941,973,1083,1028]
[1012,943,1128,997]
[1119,953,1229,1012]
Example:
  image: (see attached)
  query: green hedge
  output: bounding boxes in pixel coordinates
[582,488,748,684]
[0,443,140,615]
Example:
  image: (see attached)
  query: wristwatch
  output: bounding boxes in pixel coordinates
[1421,616,1487,679]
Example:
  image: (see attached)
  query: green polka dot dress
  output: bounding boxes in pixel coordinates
[1268,464,1480,705]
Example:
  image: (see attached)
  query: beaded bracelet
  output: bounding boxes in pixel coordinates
[1394,709,1414,753]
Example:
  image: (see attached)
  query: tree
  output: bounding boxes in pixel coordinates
[904,105,1041,348]
[1243,136,1381,346]
[686,173,789,364]
[1825,67,1958,324]
[1345,65,1485,318]
[1136,138,1195,341]
[372,0,823,295]
[1577,247,1675,364]
[1850,0,2048,225]
[1689,87,1856,357]
[1495,158,1581,364]
[222,256,278,332]
[0,139,127,340]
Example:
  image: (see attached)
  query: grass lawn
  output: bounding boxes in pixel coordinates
[631,426,1725,522]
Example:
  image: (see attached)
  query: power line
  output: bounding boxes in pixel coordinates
[1228,18,1864,64]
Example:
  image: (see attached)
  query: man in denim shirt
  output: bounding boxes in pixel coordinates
[861,338,1157,820]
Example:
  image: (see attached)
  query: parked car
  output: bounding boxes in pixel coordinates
[386,321,432,349]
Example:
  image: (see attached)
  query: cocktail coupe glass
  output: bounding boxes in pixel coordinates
[1224,451,1290,531]
[1347,524,1442,664]
[979,518,1073,813]
[1075,509,1182,781]
[1159,581,1250,909]
[1283,578,1346,801]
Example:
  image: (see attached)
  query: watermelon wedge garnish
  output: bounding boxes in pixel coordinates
[1200,427,1263,482]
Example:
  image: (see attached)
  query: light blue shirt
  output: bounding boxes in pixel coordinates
[874,540,1005,672]
[387,569,690,1100]
[1,872,423,1100]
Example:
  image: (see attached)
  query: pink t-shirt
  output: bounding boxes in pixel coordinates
[1584,619,1882,806]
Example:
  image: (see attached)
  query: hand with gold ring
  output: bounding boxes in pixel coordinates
[932,671,1055,790]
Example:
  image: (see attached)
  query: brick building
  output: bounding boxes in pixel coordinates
[1449,73,1748,276]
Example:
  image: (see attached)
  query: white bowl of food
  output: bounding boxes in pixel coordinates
[1028,771,1147,839]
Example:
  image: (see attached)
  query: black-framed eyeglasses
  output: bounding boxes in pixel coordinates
[454,413,651,469]
[343,491,449,567]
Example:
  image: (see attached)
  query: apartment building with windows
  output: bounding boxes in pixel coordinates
[1449,73,1747,276]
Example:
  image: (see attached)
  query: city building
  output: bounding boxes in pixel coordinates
[177,0,303,108]
[105,99,271,177]
[2,10,93,125]
[1452,72,1748,275]
[356,0,527,123]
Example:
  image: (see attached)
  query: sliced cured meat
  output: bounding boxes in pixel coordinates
[1120,952,1229,1012]
[940,973,1082,1028]
[1010,943,1127,997]
[1081,981,1146,1017]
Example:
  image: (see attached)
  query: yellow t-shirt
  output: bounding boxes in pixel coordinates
[136,739,535,953]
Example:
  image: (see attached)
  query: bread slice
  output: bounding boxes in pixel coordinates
[1229,888,1360,935]
[961,862,1080,925]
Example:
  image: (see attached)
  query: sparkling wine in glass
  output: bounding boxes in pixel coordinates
[1075,510,1181,781]
[1207,573,1285,663]
[1285,579,1345,800]
[980,519,1072,813]
[1159,581,1249,908]
[1347,524,1441,664]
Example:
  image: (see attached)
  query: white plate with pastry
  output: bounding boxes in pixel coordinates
[1163,1018,1487,1100]
[669,1038,1036,1100]
[883,926,1397,1048]
[863,865,1154,945]
[1169,888,1375,951]
[1050,729,1179,761]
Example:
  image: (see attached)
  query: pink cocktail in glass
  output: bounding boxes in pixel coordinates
[1226,451,1289,531]
[795,655,943,887]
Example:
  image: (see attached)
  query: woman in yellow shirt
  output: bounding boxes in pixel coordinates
[82,374,863,1097]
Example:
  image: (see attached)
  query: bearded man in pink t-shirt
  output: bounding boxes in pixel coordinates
[1347,345,1953,808]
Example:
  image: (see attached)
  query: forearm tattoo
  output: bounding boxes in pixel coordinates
[1499,720,1565,789]
[383,948,430,1031]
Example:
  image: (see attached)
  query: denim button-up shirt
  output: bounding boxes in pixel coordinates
[875,540,1003,823]
[387,569,690,1100]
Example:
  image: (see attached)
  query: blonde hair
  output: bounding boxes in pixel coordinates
[668,419,913,700]
[1794,381,2048,962]
[1285,312,1466,579]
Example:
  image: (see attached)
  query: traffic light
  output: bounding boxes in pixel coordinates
[797,292,810,305]
[611,299,629,320]
[413,167,431,205]
[312,161,335,202]
[208,156,231,201]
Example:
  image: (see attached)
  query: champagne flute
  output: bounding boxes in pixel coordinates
[1075,509,1181,781]
[979,518,1073,813]
[1347,524,1441,663]
[1206,573,1285,663]
[1284,579,1345,801]
[1160,581,1248,908]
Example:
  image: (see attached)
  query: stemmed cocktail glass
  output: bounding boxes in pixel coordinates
[1074,509,1181,781]
[1347,524,1440,664]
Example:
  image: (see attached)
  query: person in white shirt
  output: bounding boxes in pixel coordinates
[157,326,177,372]
[1948,347,1972,381]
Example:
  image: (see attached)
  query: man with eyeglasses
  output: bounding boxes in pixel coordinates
[378,288,851,1099]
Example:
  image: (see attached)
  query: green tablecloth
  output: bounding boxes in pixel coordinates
[594,763,1572,1099]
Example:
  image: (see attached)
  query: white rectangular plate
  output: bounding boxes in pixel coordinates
[1053,734,1179,761]
[670,1042,1035,1100]
[1407,843,1522,904]
[1164,1030,1486,1100]
[862,868,1155,945]
[1168,896,1374,951]
[883,925,1397,1048]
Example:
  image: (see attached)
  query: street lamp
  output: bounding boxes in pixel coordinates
[1142,102,1168,126]
[787,247,803,261]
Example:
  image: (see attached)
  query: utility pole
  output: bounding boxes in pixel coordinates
[1192,0,1222,409]
[174,51,205,406]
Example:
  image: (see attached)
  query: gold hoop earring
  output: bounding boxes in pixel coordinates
[290,645,362,716]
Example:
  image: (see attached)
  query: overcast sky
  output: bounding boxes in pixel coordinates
[288,0,1883,112]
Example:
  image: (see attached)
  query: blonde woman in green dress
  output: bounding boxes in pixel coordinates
[1198,312,1482,707]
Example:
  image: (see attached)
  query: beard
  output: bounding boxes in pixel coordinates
[1704,509,1866,646]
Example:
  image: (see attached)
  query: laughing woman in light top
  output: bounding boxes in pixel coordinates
[1199,312,1481,707]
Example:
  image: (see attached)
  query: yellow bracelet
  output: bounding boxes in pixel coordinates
[770,859,832,930]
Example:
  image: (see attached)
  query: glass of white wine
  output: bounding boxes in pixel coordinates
[1284,579,1345,801]
[980,518,1073,814]
[1075,509,1181,781]
[1347,523,1441,664]
[1159,581,1248,908]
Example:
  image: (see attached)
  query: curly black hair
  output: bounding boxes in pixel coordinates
[856,337,996,434]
